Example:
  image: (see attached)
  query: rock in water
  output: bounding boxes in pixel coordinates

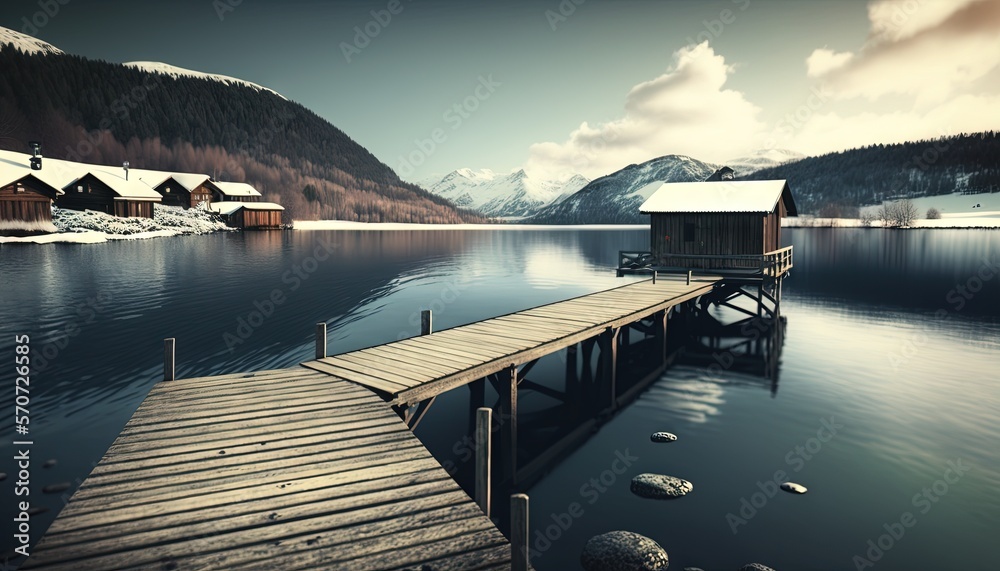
[580,531,669,571]
[739,564,777,571]
[780,482,807,494]
[650,432,678,443]
[630,473,693,499]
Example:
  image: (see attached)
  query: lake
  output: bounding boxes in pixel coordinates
[1,227,998,570]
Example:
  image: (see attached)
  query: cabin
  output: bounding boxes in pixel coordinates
[209,201,284,229]
[637,179,797,273]
[59,171,162,218]
[0,168,63,235]
[212,181,262,203]
[151,173,218,209]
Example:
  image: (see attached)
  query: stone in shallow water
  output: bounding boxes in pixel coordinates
[739,563,777,571]
[780,481,807,494]
[630,473,693,499]
[580,531,669,571]
[650,432,678,443]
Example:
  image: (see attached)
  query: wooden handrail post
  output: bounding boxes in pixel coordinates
[511,493,530,571]
[163,338,175,381]
[316,323,327,359]
[421,309,433,336]
[686,270,692,285]
[475,407,492,517]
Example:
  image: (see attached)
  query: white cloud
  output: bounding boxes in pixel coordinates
[806,48,854,78]
[810,0,1000,104]
[524,42,764,179]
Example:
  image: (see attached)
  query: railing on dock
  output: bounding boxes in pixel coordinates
[618,246,793,278]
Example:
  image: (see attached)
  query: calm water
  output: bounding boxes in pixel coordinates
[1,227,998,570]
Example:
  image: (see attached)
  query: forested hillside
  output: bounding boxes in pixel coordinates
[0,45,487,223]
[742,132,1000,214]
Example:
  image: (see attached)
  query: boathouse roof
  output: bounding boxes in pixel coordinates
[214,181,263,198]
[209,201,284,215]
[639,179,797,216]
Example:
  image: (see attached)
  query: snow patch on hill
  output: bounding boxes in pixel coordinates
[0,26,63,55]
[420,168,589,218]
[124,61,286,100]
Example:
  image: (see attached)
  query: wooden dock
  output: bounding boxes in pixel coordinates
[22,368,512,571]
[24,275,724,571]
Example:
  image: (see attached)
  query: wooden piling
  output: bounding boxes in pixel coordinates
[511,493,530,571]
[686,270,692,285]
[163,338,175,381]
[475,407,492,517]
[315,323,327,360]
[421,309,433,336]
[500,365,518,483]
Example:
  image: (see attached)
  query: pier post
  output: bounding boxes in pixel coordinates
[163,338,175,381]
[656,309,669,362]
[599,327,619,411]
[315,323,327,359]
[500,365,518,483]
[511,493,530,571]
[686,270,692,285]
[421,310,433,336]
[475,407,492,517]
[651,270,656,284]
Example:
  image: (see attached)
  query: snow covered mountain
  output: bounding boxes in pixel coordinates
[419,168,589,218]
[726,148,805,174]
[526,155,719,224]
[124,61,286,100]
[0,27,63,55]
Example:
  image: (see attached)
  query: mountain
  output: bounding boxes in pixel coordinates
[741,133,1000,214]
[525,155,719,224]
[0,27,62,55]
[726,148,805,174]
[0,27,486,223]
[419,168,589,218]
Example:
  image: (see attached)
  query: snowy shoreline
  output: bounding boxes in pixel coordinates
[0,205,234,244]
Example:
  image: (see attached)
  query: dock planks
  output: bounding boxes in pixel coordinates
[304,277,719,407]
[23,368,510,571]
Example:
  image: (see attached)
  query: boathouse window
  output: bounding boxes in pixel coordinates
[77,185,83,193]
[15,184,24,193]
[165,187,171,193]
[683,222,695,242]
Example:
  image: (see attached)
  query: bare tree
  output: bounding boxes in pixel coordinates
[860,210,876,227]
[926,207,941,220]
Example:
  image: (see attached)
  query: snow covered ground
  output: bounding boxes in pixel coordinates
[784,192,1000,229]
[0,205,234,244]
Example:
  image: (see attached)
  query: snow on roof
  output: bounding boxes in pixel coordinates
[209,201,284,215]
[84,170,163,201]
[0,151,71,193]
[639,180,791,214]
[214,181,263,197]
[153,172,212,191]
[124,61,286,100]
[0,26,64,56]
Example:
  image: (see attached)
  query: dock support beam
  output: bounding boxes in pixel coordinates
[599,327,620,410]
[475,407,492,517]
[421,310,433,336]
[511,493,530,571]
[163,338,175,381]
[315,323,327,359]
[500,364,518,484]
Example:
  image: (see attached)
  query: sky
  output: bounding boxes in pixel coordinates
[2,0,999,182]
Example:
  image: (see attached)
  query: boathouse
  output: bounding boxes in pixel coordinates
[637,179,797,272]
[0,165,63,234]
[210,201,284,229]
[151,173,217,209]
[59,171,162,218]
[212,181,262,203]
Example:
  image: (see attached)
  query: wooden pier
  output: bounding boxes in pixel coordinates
[23,276,724,570]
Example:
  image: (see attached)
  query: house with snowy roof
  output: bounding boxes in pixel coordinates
[635,178,797,273]
[59,170,162,218]
[148,173,218,209]
[212,181,262,203]
[0,154,65,234]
